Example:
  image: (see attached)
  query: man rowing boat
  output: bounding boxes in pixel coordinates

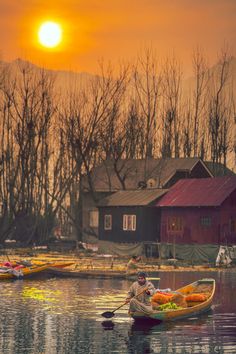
[126,272,156,314]
[101,271,156,319]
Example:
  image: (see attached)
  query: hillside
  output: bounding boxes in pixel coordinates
[1,56,236,99]
[184,56,236,102]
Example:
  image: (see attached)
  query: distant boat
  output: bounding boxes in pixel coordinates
[46,267,160,281]
[0,264,51,280]
[129,278,215,322]
[33,260,74,269]
[47,268,135,279]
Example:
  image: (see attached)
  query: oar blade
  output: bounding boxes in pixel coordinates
[101,311,115,319]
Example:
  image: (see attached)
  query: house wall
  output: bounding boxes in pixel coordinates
[219,189,236,244]
[160,190,236,245]
[160,207,220,244]
[82,191,114,241]
[189,161,212,178]
[98,206,161,243]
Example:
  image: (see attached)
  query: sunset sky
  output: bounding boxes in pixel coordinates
[0,0,235,75]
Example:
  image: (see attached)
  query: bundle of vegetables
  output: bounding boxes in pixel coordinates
[185,293,208,302]
[151,292,172,305]
[171,293,188,308]
[151,291,188,309]
[157,302,182,311]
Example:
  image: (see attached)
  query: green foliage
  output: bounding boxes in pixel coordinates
[157,302,182,311]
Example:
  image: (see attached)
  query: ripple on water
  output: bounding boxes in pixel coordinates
[0,272,236,353]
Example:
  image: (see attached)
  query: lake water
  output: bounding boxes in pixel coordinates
[0,270,236,354]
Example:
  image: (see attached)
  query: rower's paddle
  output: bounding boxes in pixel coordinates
[101,287,148,319]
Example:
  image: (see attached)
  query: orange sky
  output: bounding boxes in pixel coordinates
[0,0,235,75]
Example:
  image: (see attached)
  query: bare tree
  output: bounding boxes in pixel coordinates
[161,54,183,157]
[181,102,193,157]
[0,61,57,243]
[133,47,162,158]
[191,47,209,156]
[124,100,145,159]
[207,47,234,168]
[60,62,129,239]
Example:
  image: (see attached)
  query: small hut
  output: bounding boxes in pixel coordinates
[98,189,168,243]
[156,176,236,245]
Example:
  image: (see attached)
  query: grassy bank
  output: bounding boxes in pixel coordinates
[1,247,234,273]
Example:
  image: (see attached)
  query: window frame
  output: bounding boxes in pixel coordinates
[200,216,212,228]
[104,214,112,230]
[167,216,183,233]
[123,214,136,231]
[89,210,99,228]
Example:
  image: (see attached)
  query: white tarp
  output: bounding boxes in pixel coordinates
[215,246,232,266]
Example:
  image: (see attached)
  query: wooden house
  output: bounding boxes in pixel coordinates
[155,176,236,245]
[81,157,215,241]
[98,189,168,243]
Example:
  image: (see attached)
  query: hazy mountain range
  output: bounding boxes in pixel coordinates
[1,57,236,99]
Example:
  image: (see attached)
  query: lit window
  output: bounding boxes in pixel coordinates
[89,210,99,227]
[123,215,136,231]
[167,217,183,232]
[104,215,112,230]
[200,217,211,227]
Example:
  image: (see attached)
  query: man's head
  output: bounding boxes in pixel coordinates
[137,271,147,285]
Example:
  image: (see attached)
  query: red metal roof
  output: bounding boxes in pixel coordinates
[156,176,236,207]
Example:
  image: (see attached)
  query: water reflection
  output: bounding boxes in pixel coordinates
[0,271,236,353]
[101,320,115,330]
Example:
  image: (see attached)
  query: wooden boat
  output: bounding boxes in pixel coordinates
[1,260,74,269]
[50,261,74,268]
[46,267,160,281]
[0,264,51,280]
[33,261,74,269]
[47,268,135,278]
[129,278,215,322]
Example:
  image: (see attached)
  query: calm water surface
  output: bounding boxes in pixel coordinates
[0,270,236,354]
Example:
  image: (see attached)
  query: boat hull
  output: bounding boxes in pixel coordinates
[0,264,51,280]
[47,268,160,281]
[47,268,136,279]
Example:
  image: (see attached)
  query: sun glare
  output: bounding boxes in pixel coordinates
[38,21,62,48]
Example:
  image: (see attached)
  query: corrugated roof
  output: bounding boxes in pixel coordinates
[155,176,236,207]
[98,189,168,207]
[84,157,207,192]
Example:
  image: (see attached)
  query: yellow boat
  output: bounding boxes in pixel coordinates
[0,264,51,280]
[129,278,215,322]
[32,260,74,269]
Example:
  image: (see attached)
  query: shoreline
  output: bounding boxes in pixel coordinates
[1,248,235,274]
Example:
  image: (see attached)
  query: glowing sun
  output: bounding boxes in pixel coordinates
[38,21,62,48]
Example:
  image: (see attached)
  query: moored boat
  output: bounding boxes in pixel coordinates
[129,278,215,322]
[46,267,160,281]
[34,261,74,269]
[50,261,74,268]
[0,264,51,280]
[46,268,135,278]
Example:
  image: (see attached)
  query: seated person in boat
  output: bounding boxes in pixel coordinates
[126,272,156,313]
[126,255,142,274]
